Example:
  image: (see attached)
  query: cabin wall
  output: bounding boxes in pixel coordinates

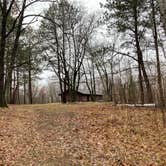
[63,92,103,102]
[66,93,88,102]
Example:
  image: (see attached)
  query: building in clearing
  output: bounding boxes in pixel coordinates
[59,90,103,102]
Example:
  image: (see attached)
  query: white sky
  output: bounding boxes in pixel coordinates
[25,0,106,30]
[71,0,106,12]
[27,0,106,15]
[26,0,106,85]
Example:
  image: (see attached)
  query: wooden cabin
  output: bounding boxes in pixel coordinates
[59,90,103,102]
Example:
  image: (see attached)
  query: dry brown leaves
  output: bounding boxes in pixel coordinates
[0,103,166,165]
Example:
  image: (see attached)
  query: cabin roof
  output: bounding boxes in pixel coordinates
[59,90,103,96]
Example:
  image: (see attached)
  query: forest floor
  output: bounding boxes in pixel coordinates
[0,103,166,166]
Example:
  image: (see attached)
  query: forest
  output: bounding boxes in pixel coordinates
[0,0,166,165]
[0,0,166,107]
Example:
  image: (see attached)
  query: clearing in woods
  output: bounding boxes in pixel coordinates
[0,103,166,165]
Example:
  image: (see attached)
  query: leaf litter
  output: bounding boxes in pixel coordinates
[0,103,166,165]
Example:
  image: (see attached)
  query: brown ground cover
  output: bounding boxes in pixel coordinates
[0,103,166,165]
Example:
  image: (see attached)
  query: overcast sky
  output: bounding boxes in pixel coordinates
[27,0,106,85]
[27,0,106,15]
[25,0,106,29]
[72,0,106,11]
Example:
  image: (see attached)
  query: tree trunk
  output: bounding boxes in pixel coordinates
[134,4,153,103]
[140,50,153,103]
[28,53,33,104]
[7,0,26,100]
[0,3,7,107]
[23,73,27,104]
[16,68,20,104]
[152,0,165,126]
[62,1,67,104]
[152,0,165,107]
[10,70,16,104]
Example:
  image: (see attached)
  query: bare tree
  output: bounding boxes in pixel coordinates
[0,0,48,107]
[39,0,96,103]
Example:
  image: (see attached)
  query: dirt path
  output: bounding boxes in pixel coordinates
[0,104,166,165]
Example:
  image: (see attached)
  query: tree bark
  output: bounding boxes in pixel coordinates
[23,73,27,104]
[0,1,7,107]
[134,3,153,103]
[152,0,165,107]
[7,0,26,101]
[28,53,33,104]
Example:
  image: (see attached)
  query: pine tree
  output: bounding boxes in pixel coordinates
[103,0,153,104]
